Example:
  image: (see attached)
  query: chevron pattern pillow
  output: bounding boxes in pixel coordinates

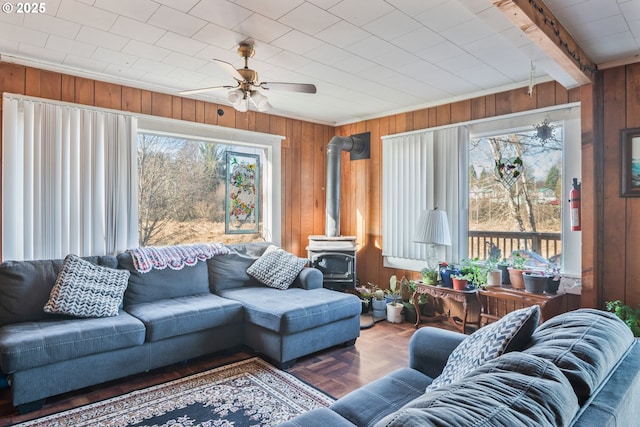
[44,254,130,318]
[426,304,540,392]
[246,245,307,290]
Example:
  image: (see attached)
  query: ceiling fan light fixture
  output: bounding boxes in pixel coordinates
[234,94,249,112]
[227,88,243,104]
[250,90,271,112]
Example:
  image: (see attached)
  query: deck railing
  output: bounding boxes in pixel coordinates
[468,230,562,262]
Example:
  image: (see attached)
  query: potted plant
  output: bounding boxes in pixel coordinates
[507,252,530,290]
[606,300,640,337]
[451,273,471,290]
[356,285,373,313]
[439,262,460,288]
[420,267,438,285]
[385,275,403,323]
[368,282,387,319]
[522,271,547,294]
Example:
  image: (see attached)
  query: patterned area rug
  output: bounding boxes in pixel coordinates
[15,357,334,427]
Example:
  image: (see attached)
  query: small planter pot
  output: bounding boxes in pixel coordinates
[452,277,468,290]
[361,300,371,314]
[371,299,387,318]
[523,273,547,294]
[486,270,501,287]
[545,277,561,294]
[497,264,511,286]
[508,268,530,290]
[386,303,403,323]
[439,266,460,288]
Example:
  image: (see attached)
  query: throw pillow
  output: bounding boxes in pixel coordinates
[44,254,130,318]
[426,304,540,392]
[246,245,307,290]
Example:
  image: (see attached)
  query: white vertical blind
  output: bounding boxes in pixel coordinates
[382,126,468,265]
[2,95,138,261]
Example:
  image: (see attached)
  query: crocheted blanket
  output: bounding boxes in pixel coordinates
[127,243,232,273]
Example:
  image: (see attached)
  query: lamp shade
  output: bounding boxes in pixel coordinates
[413,209,451,246]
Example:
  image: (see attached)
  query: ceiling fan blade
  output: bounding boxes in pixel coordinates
[260,82,317,94]
[213,59,244,82]
[179,85,236,95]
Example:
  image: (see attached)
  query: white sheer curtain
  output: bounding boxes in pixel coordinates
[382,126,469,266]
[2,95,138,261]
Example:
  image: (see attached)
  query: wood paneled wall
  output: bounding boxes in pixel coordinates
[336,81,583,292]
[0,62,333,259]
[591,64,640,309]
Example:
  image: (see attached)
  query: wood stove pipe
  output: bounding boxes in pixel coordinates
[325,132,370,237]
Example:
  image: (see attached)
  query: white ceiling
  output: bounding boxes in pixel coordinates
[0,0,638,126]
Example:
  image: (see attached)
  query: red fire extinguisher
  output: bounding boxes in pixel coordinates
[569,178,581,231]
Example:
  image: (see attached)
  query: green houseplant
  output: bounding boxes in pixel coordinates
[606,300,640,337]
[385,275,403,323]
[507,252,530,290]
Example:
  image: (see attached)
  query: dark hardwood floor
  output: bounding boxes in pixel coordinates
[0,318,455,426]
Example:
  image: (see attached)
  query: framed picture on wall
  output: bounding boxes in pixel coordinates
[620,127,640,197]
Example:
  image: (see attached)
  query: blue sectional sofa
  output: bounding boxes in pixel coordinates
[280,308,640,427]
[0,242,361,412]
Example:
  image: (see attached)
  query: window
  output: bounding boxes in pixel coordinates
[136,132,265,246]
[469,106,581,275]
[137,116,283,247]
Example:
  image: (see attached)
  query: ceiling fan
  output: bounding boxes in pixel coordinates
[179,42,317,112]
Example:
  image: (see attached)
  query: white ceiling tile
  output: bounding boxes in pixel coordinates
[194,44,242,64]
[63,55,109,72]
[344,36,397,61]
[441,18,494,46]
[369,48,417,69]
[414,2,475,33]
[192,23,244,49]
[166,68,209,85]
[271,30,324,55]
[571,14,629,42]
[148,6,207,37]
[551,0,619,25]
[233,13,291,43]
[302,43,351,63]
[234,0,304,20]
[18,43,67,63]
[330,55,378,74]
[155,32,207,56]
[391,27,445,52]
[47,35,96,57]
[162,51,208,70]
[190,0,253,28]
[0,22,48,47]
[22,14,80,39]
[315,20,369,48]
[279,2,340,35]
[363,10,422,41]
[110,16,166,44]
[130,58,176,74]
[305,0,342,9]
[385,0,448,16]
[104,64,147,80]
[122,40,171,61]
[56,0,117,31]
[91,47,138,66]
[0,39,19,55]
[417,40,466,63]
[328,0,394,27]
[264,50,311,71]
[77,26,129,51]
[0,7,24,25]
[152,0,200,13]
[94,0,159,21]
[620,0,640,21]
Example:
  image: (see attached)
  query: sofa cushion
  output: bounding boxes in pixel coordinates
[217,287,361,334]
[247,245,307,290]
[376,352,579,427]
[0,311,146,373]
[524,308,635,403]
[207,251,261,292]
[125,293,244,341]
[43,254,130,318]
[0,256,119,326]
[330,368,433,427]
[427,305,539,392]
[118,252,210,306]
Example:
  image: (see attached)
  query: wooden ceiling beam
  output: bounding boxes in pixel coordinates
[492,0,596,85]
